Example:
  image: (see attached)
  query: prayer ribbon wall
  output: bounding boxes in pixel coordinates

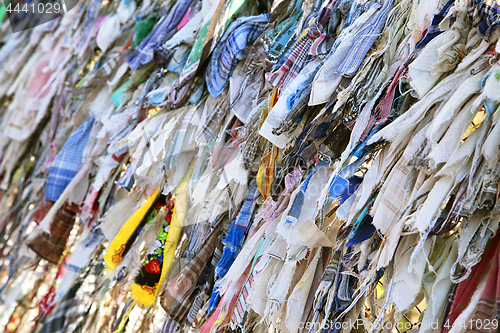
[1,0,500,332]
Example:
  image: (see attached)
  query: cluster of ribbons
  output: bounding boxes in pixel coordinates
[1,0,500,333]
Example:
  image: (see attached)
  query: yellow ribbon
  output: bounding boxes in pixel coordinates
[104,189,160,271]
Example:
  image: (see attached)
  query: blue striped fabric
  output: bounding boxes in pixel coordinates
[208,180,260,313]
[214,179,260,280]
[159,317,179,333]
[285,160,328,226]
[336,0,393,77]
[206,14,270,98]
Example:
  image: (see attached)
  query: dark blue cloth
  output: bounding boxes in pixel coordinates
[346,215,375,247]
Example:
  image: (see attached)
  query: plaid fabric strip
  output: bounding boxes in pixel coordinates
[38,280,83,333]
[161,222,223,323]
[336,0,392,77]
[76,0,103,56]
[469,0,500,41]
[127,0,193,70]
[230,265,255,329]
[266,26,317,91]
[306,250,341,333]
[229,238,265,330]
[466,237,500,332]
[197,96,229,145]
[45,117,94,202]
[206,14,270,98]
[212,242,223,266]
[186,285,209,325]
[186,239,222,327]
[444,231,500,332]
[266,0,336,90]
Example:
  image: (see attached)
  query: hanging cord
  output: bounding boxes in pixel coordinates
[113,300,138,333]
[367,278,394,333]
[238,237,266,332]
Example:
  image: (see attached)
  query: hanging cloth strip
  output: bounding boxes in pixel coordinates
[284,159,329,226]
[266,0,336,90]
[414,0,455,50]
[160,216,224,322]
[135,163,195,306]
[215,179,260,281]
[336,0,393,78]
[262,10,303,62]
[443,230,500,332]
[127,0,194,70]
